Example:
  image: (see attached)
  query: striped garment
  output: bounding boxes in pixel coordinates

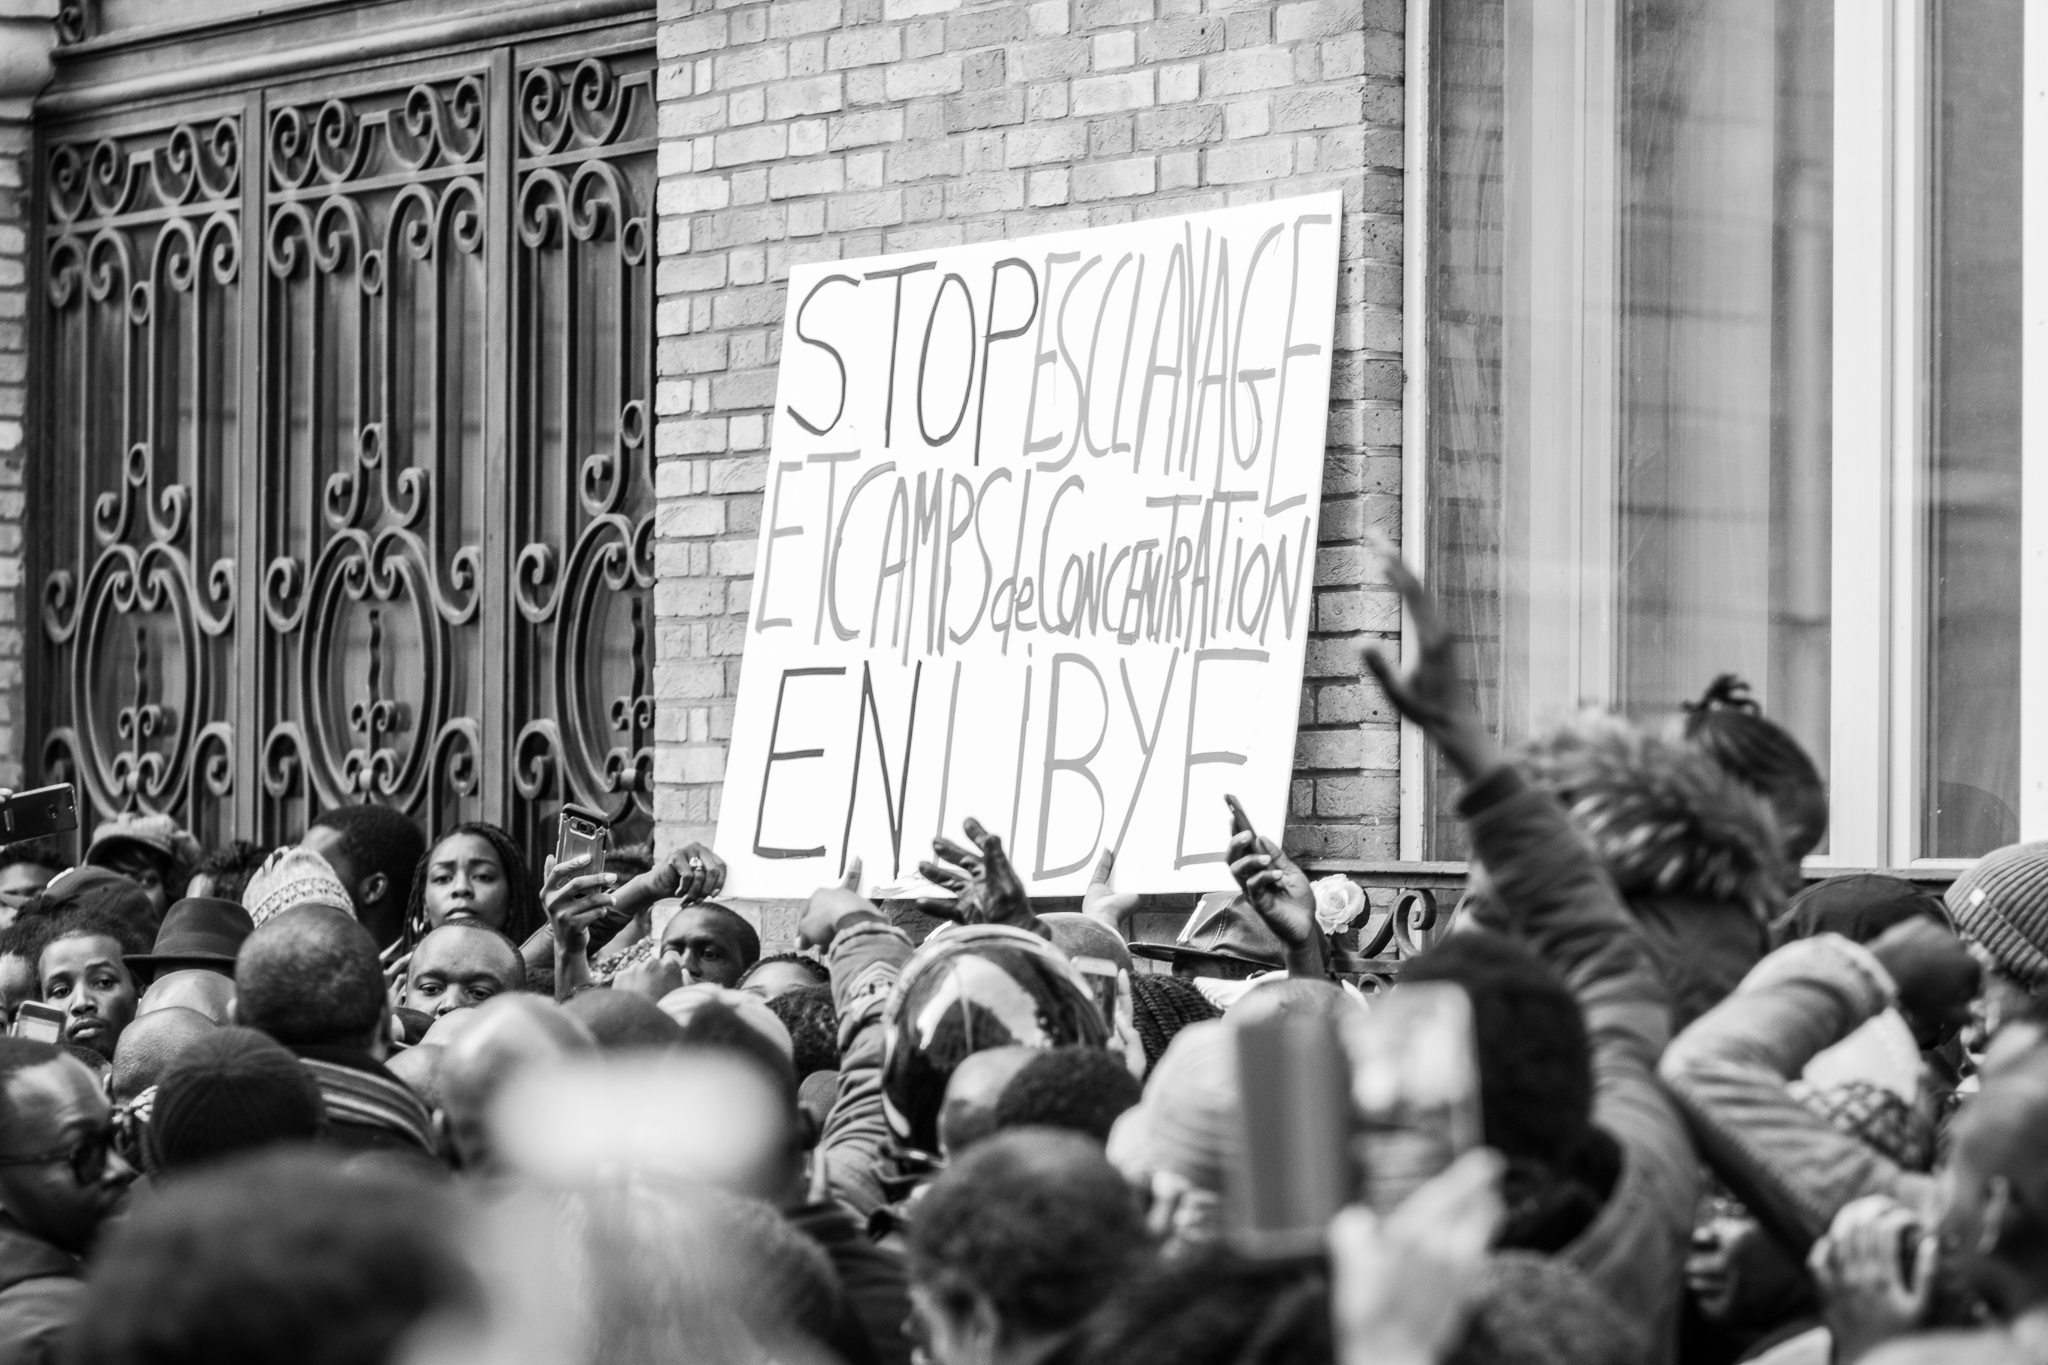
[298,1055,435,1153]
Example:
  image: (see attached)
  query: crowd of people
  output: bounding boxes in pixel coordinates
[0,547,2041,1365]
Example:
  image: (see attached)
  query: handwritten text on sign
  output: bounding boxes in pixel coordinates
[716,194,1341,896]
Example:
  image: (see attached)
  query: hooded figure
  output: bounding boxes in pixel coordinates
[1516,714,1790,1032]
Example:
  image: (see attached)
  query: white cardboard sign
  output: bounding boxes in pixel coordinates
[715,193,1342,897]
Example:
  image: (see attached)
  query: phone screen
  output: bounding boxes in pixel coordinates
[1345,982,1482,1214]
[10,1003,64,1045]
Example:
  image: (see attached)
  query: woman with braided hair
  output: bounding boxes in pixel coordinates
[402,822,545,952]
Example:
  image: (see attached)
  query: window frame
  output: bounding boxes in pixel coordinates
[1402,0,2048,871]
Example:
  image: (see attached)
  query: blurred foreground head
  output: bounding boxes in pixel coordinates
[69,1148,477,1365]
[908,1128,1147,1365]
[1932,1049,2048,1317]
[436,995,595,1175]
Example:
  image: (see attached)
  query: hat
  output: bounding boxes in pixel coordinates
[1038,911,1134,974]
[1946,841,2048,990]
[149,1026,326,1171]
[1773,874,1949,950]
[1105,1018,1239,1194]
[33,865,159,928]
[125,897,253,975]
[1128,892,1288,973]
[240,846,353,928]
[86,811,201,876]
[657,983,796,1062]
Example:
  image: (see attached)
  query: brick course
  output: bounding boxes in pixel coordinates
[652,0,1404,867]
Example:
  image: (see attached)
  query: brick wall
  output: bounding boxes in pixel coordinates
[650,0,1407,875]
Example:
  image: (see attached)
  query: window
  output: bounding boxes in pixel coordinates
[1415,0,2035,867]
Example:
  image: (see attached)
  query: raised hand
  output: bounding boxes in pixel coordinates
[1224,795,1325,977]
[670,842,727,905]
[1359,537,1501,783]
[798,859,879,951]
[916,817,1043,937]
[1083,848,1141,937]
[1867,917,1981,1050]
[541,852,617,951]
[1810,1195,1935,1365]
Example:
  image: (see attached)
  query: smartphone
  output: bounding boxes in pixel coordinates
[1069,954,1120,1027]
[10,1001,65,1044]
[1345,981,1483,1214]
[0,785,77,842]
[555,803,610,880]
[1229,1011,1355,1260]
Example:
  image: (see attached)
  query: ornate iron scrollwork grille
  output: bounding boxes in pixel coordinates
[33,28,656,859]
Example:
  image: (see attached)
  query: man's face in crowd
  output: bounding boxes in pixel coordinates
[39,934,138,1060]
[97,847,171,923]
[405,926,523,1020]
[0,1057,135,1254]
[660,908,750,988]
[423,833,513,934]
[741,959,818,1001]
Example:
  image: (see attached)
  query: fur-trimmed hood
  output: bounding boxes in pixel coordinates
[1515,713,1792,924]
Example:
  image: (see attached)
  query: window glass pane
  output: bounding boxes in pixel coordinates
[1615,0,1832,792]
[1424,0,1832,857]
[1925,0,2023,858]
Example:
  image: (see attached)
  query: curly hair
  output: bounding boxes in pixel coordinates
[764,983,839,1079]
[1076,1249,1328,1365]
[1681,674,1828,861]
[402,823,544,950]
[909,1129,1148,1340]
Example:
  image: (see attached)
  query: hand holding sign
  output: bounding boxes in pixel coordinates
[917,817,1046,938]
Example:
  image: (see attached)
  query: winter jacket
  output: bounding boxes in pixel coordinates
[1460,765,1699,1365]
[0,1218,82,1365]
[1660,934,1935,1258]
[818,915,919,1221]
[1518,716,1786,1032]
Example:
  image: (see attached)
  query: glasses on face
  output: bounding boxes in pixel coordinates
[0,1125,116,1185]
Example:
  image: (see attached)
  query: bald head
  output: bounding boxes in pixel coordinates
[562,988,687,1051]
[439,995,596,1173]
[110,1006,215,1105]
[403,923,524,1020]
[139,969,235,1025]
[938,1045,1037,1158]
[235,906,386,1052]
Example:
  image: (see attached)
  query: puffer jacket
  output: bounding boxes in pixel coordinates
[1660,933,1935,1258]
[1460,765,1699,1365]
[1518,715,1788,1031]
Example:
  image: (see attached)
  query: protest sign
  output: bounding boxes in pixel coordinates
[715,193,1342,896]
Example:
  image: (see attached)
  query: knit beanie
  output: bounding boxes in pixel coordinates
[149,1026,326,1171]
[240,846,353,928]
[1946,841,2048,989]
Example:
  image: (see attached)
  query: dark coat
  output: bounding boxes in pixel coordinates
[0,1218,82,1365]
[788,1200,913,1365]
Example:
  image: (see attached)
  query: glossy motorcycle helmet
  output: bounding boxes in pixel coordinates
[880,923,1110,1156]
